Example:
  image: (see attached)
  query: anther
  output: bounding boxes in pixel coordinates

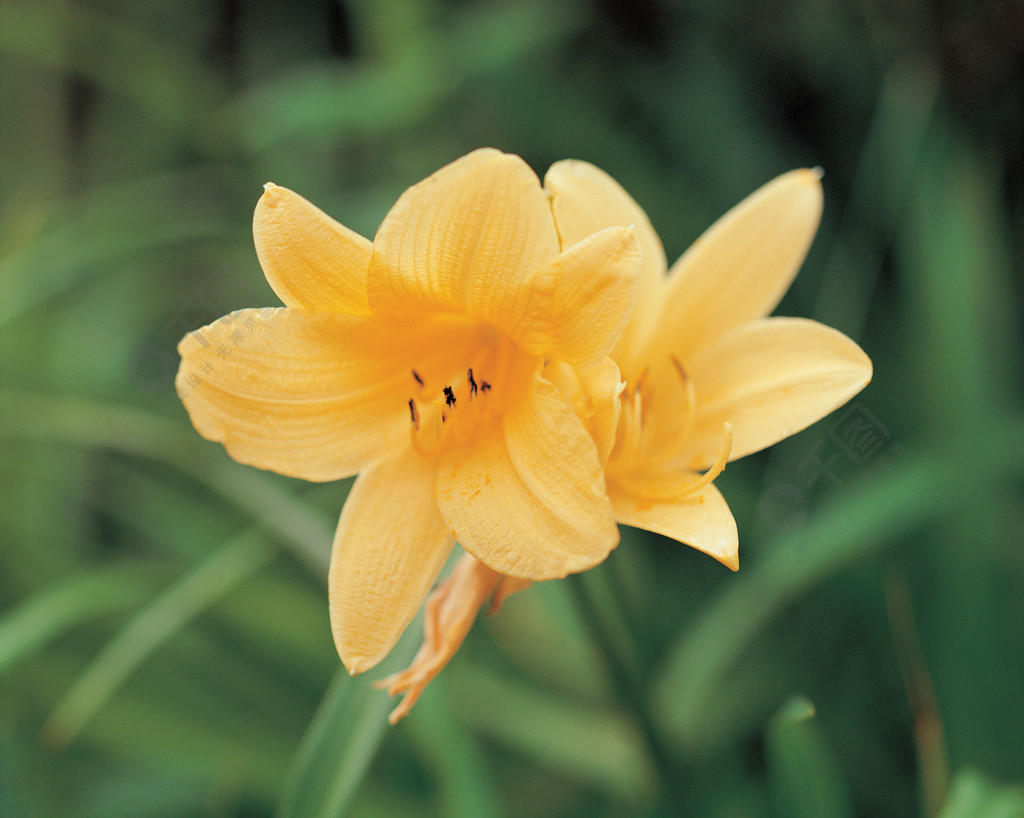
[443,385,456,408]
[480,381,491,393]
[467,368,478,398]
[408,398,420,429]
[411,369,424,388]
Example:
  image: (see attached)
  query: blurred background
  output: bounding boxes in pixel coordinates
[2,0,1023,815]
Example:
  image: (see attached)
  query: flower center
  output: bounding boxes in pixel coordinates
[406,332,511,458]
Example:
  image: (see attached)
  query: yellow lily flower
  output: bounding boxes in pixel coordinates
[176,150,642,696]
[544,162,873,570]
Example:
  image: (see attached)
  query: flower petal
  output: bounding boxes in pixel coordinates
[377,552,502,723]
[537,227,641,365]
[436,366,619,580]
[329,447,454,674]
[253,183,372,314]
[176,308,476,481]
[655,169,823,361]
[367,149,561,323]
[545,159,667,376]
[682,317,873,468]
[543,358,624,466]
[608,479,738,570]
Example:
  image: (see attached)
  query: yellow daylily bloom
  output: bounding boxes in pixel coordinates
[544,162,873,570]
[176,150,642,702]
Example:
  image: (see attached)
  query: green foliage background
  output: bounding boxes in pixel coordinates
[2,0,1023,815]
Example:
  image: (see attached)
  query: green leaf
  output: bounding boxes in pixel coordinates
[0,171,241,327]
[0,390,334,575]
[276,619,423,818]
[226,1,579,150]
[939,768,1024,818]
[452,663,654,802]
[901,116,1021,433]
[42,532,277,746]
[765,696,853,818]
[0,565,154,675]
[405,677,500,818]
[654,417,1024,749]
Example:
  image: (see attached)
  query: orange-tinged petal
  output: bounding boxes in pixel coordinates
[367,149,561,322]
[608,479,738,570]
[329,446,454,674]
[436,367,619,580]
[176,308,477,481]
[376,552,502,723]
[253,183,372,314]
[545,159,667,376]
[682,317,873,468]
[655,169,823,362]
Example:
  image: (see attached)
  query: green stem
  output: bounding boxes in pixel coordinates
[567,571,684,812]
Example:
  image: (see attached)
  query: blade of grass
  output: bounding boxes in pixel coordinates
[0,170,243,327]
[0,389,333,575]
[0,2,224,130]
[452,662,654,803]
[0,564,155,674]
[938,769,1024,818]
[276,621,422,818]
[228,1,579,151]
[41,531,277,747]
[901,118,1021,432]
[885,572,948,817]
[405,676,500,818]
[766,696,854,818]
[814,57,940,338]
[655,416,1024,748]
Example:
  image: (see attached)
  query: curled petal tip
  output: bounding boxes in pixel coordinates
[811,166,824,180]
[262,181,279,194]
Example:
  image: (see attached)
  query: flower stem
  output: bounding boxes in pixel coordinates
[567,571,685,812]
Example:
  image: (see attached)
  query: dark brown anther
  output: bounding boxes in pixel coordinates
[408,398,420,428]
[480,381,491,393]
[467,368,478,398]
[411,369,424,387]
[443,385,456,408]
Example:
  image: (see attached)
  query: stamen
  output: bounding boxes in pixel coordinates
[618,386,644,460]
[617,422,733,503]
[652,355,696,464]
[410,399,448,457]
[408,363,497,459]
[677,422,732,498]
